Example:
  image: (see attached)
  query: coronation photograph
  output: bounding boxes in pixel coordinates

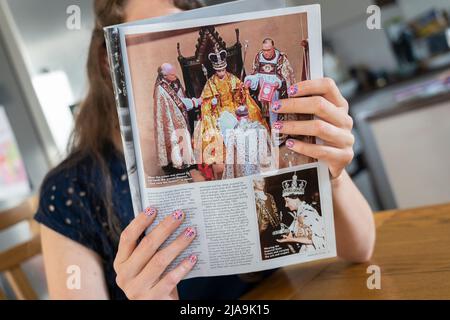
[253,167,325,261]
[124,11,316,188]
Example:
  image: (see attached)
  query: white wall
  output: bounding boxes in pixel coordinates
[324,3,400,71]
[6,0,95,103]
[288,0,372,30]
[288,0,399,71]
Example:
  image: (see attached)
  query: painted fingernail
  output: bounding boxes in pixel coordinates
[272,100,282,112]
[188,254,198,265]
[288,85,298,96]
[144,207,157,217]
[286,139,295,149]
[184,227,196,238]
[172,209,184,220]
[273,121,284,130]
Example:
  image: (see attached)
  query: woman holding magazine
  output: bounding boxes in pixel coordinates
[35,0,375,300]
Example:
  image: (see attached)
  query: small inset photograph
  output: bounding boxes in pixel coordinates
[253,167,326,261]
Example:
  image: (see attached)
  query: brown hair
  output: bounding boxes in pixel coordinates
[47,0,203,243]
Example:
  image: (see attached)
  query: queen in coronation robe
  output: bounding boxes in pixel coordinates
[153,63,201,171]
[194,47,268,166]
[277,172,326,253]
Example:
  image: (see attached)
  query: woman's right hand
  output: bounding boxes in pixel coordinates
[113,208,197,300]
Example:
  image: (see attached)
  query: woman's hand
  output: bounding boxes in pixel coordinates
[114,208,197,300]
[272,79,376,262]
[272,78,354,179]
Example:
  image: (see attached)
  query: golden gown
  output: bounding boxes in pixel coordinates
[194,72,268,165]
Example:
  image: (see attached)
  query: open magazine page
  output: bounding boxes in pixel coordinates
[105,0,287,216]
[109,5,336,279]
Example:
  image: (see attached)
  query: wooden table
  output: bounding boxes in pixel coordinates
[242,203,450,299]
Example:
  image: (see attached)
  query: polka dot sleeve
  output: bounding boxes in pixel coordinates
[34,174,103,255]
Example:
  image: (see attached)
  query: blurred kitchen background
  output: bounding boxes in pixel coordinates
[0,0,449,299]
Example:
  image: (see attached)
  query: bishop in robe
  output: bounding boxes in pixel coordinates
[244,38,296,144]
[153,63,201,171]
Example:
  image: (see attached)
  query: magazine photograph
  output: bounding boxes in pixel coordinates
[124,10,316,188]
[9,0,450,308]
[253,167,325,261]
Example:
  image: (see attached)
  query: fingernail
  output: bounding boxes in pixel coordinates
[272,100,282,112]
[172,209,184,220]
[273,121,284,130]
[184,227,196,238]
[288,85,298,96]
[144,207,157,217]
[286,139,295,149]
[188,254,198,265]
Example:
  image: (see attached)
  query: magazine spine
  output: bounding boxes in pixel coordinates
[104,27,143,215]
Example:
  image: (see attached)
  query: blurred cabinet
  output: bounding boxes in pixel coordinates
[357,91,450,209]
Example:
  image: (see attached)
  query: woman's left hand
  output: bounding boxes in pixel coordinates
[272,78,355,180]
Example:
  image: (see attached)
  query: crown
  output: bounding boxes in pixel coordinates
[208,45,228,71]
[282,172,307,197]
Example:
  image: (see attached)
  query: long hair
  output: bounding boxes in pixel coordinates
[44,0,203,244]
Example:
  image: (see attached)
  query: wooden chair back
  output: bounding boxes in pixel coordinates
[0,196,41,300]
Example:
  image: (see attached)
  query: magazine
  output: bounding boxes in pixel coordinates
[105,3,336,279]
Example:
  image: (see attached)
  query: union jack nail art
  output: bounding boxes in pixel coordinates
[184,227,196,238]
[273,121,283,130]
[144,207,156,217]
[172,209,184,220]
[272,100,282,112]
[288,85,298,96]
[188,255,198,265]
[286,139,295,149]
